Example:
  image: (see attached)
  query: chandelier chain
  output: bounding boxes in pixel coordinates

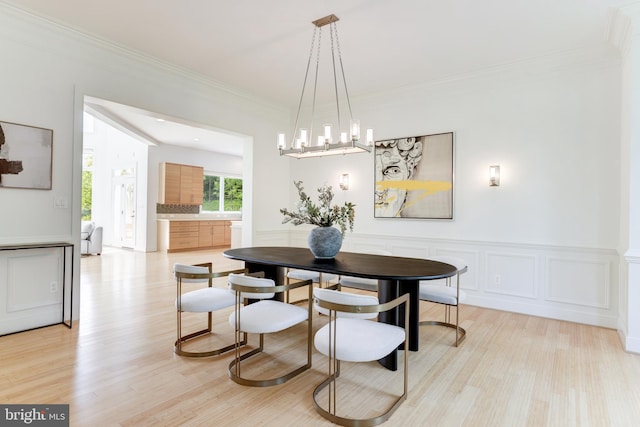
[291,26,319,148]
[332,21,354,120]
[330,22,342,134]
[309,25,322,145]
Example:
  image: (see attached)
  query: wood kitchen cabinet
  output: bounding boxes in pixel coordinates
[159,163,203,205]
[158,220,232,252]
[169,221,199,250]
[198,221,228,248]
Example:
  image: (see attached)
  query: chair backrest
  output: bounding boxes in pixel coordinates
[174,263,211,283]
[80,221,95,239]
[228,273,276,300]
[313,288,380,319]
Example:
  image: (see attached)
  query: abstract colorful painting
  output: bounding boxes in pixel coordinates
[374,132,453,219]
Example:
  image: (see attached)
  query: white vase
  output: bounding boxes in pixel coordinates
[308,226,342,259]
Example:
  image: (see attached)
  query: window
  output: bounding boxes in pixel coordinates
[81,149,94,220]
[203,174,242,212]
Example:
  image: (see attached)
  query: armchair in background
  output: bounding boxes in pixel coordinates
[81,221,103,255]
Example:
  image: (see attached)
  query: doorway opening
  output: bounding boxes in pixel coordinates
[113,169,136,248]
[81,95,250,252]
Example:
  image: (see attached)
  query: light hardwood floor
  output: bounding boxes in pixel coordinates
[1,247,640,426]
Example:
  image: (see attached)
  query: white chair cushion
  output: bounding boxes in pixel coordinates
[339,276,378,292]
[177,287,236,312]
[228,300,308,334]
[314,318,405,362]
[287,269,337,283]
[174,263,210,283]
[419,284,467,305]
[313,288,379,319]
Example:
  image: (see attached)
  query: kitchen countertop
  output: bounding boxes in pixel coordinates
[157,214,242,221]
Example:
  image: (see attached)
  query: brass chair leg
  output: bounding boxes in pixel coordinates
[228,282,313,387]
[175,311,247,357]
[228,329,312,387]
[312,304,409,427]
[174,265,249,357]
[420,271,466,347]
[419,301,466,346]
[312,375,407,427]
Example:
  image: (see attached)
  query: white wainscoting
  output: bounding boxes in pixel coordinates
[255,229,619,328]
[0,247,67,335]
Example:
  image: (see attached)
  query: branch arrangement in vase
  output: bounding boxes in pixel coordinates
[280,180,355,238]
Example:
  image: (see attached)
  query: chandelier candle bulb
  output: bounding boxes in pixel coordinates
[350,119,360,141]
[277,133,286,149]
[324,124,332,143]
[340,131,348,143]
[299,129,308,147]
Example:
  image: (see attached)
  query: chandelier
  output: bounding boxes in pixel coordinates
[277,14,373,159]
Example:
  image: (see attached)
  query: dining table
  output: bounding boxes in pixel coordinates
[223,246,457,371]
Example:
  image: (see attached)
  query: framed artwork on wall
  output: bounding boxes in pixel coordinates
[0,120,53,190]
[374,131,454,219]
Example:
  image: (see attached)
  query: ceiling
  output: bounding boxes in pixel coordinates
[84,96,246,156]
[2,0,627,154]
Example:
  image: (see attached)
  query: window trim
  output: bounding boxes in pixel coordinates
[202,172,242,213]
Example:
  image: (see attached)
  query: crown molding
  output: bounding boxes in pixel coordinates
[351,44,619,110]
[0,2,288,114]
[608,2,640,58]
[608,7,632,57]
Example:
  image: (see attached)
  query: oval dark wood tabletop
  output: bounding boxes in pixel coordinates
[224,246,457,280]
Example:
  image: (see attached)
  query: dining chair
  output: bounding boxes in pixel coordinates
[312,288,409,427]
[285,268,337,303]
[227,273,314,387]
[174,262,247,357]
[338,249,392,292]
[419,255,468,346]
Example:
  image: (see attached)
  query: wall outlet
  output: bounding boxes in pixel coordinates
[494,274,501,286]
[49,282,58,293]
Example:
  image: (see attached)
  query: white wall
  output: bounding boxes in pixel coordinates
[284,48,621,248]
[263,46,623,329]
[0,4,291,322]
[616,4,640,353]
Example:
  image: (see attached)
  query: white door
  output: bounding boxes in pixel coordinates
[113,169,136,249]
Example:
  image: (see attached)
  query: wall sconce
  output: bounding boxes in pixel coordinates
[339,173,350,190]
[489,165,500,187]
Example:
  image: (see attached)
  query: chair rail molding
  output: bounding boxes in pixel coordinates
[257,229,620,330]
